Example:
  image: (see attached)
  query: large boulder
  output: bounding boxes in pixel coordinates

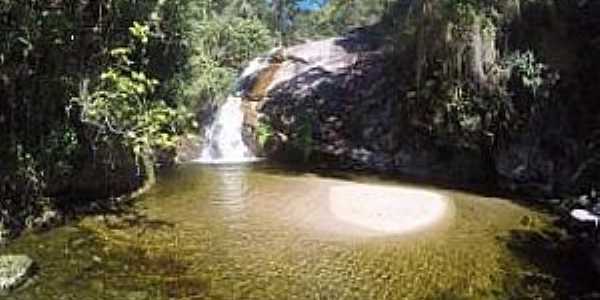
[0,255,34,294]
[239,33,485,181]
[242,33,390,162]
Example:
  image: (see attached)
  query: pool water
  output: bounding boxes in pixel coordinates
[3,163,598,299]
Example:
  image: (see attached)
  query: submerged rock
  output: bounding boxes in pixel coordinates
[0,255,34,294]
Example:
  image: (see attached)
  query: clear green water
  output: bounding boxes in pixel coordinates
[3,164,598,299]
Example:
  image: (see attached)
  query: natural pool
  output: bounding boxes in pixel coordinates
[3,163,598,299]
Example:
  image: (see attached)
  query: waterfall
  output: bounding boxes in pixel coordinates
[195,96,258,164]
[195,52,276,164]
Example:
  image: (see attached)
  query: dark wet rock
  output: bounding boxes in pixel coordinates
[175,134,202,163]
[46,141,142,200]
[494,108,582,197]
[592,247,600,274]
[578,195,592,207]
[0,255,34,294]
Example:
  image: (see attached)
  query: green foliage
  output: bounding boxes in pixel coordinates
[42,126,79,179]
[257,119,274,147]
[179,2,274,108]
[294,0,393,37]
[72,23,187,157]
[129,21,151,44]
[14,145,44,196]
[382,0,563,171]
[293,116,314,162]
[506,51,547,96]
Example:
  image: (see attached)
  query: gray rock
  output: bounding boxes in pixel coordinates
[0,255,34,294]
[578,195,591,207]
[27,209,62,230]
[243,34,388,164]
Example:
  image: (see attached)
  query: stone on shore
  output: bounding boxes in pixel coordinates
[571,209,600,224]
[0,255,34,294]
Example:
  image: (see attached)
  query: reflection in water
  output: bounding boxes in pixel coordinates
[209,164,251,219]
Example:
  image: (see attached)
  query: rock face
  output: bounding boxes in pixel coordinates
[494,107,582,197]
[495,135,579,197]
[0,255,34,294]
[240,32,485,182]
[239,32,586,193]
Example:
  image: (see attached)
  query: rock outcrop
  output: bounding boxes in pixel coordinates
[240,33,486,182]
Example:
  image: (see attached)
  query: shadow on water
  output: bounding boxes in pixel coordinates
[500,228,600,299]
[5,209,213,300]
[246,161,600,298]
[255,160,544,204]
[80,217,208,299]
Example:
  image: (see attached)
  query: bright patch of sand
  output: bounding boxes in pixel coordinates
[327,183,449,234]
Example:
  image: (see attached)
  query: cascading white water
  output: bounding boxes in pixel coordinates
[195,96,258,164]
[195,52,276,164]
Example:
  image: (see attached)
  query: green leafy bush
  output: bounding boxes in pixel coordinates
[293,116,314,162]
[257,119,274,147]
[72,22,187,158]
[180,4,274,108]
[506,51,548,97]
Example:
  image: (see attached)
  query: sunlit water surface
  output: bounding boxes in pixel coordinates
[4,163,595,299]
